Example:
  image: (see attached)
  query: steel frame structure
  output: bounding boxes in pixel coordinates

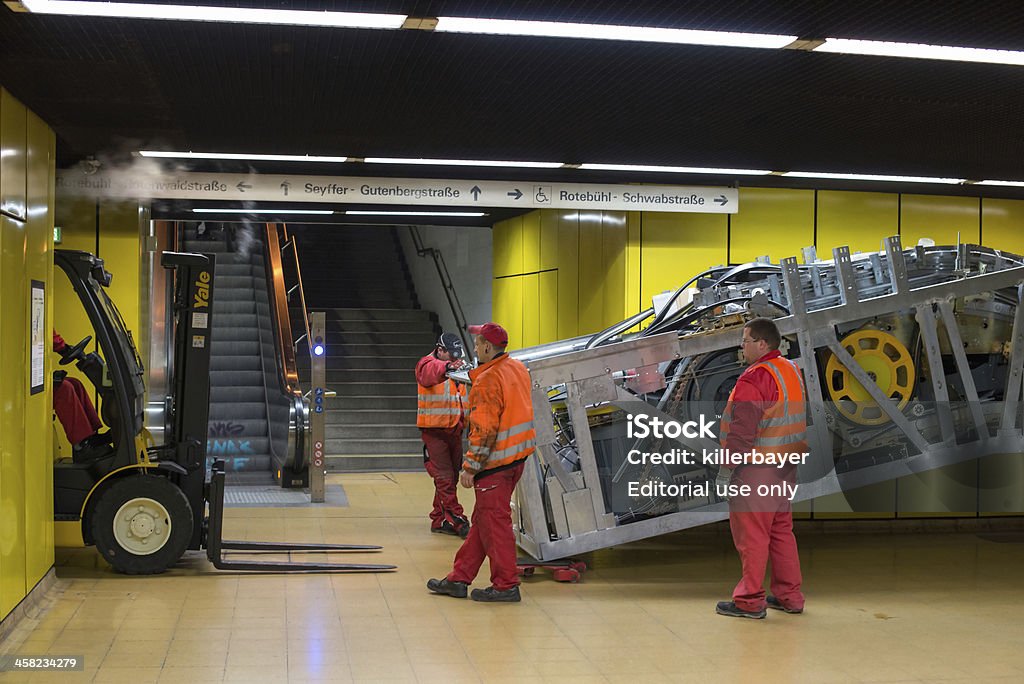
[511,237,1024,561]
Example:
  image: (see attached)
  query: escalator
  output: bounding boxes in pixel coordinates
[176,222,306,486]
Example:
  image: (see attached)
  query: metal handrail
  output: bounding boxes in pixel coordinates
[263,223,301,394]
[282,225,312,355]
[408,226,471,353]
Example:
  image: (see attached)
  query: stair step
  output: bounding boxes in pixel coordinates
[211,386,265,403]
[325,438,423,455]
[297,355,422,370]
[324,454,424,472]
[210,370,266,387]
[324,369,412,383]
[211,355,263,372]
[327,396,417,410]
[290,308,433,322]
[326,409,418,425]
[310,331,436,346]
[326,424,422,440]
[331,382,416,397]
[208,401,270,420]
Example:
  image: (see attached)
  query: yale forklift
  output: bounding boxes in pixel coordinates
[53,249,395,574]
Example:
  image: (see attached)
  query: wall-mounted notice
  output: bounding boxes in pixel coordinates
[30,280,45,395]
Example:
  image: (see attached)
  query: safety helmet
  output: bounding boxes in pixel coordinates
[437,332,464,359]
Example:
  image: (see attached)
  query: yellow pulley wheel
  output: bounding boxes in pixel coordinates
[826,329,915,425]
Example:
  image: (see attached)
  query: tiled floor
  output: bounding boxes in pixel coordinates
[2,471,1024,683]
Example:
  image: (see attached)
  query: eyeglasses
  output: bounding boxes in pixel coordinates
[740,338,762,346]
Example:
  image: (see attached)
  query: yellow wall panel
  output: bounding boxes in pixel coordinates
[0,90,27,221]
[521,211,541,274]
[538,270,558,345]
[625,212,642,320]
[492,276,523,351]
[816,191,898,256]
[1,215,28,619]
[981,198,1024,253]
[492,215,523,278]
[639,211,728,311]
[601,211,627,328]
[539,210,559,272]
[24,112,54,581]
[556,212,579,340]
[730,187,814,264]
[577,213,605,335]
[900,194,979,246]
[98,201,141,337]
[521,273,539,348]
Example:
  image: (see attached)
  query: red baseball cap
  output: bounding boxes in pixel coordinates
[468,322,508,347]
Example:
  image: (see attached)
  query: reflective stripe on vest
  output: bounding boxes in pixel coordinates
[417,378,466,429]
[719,356,807,465]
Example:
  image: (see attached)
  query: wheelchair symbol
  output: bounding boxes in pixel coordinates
[534,185,551,204]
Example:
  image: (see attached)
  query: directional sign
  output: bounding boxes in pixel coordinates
[56,170,739,213]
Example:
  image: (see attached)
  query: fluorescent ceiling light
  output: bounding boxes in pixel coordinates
[581,163,772,175]
[19,1,406,28]
[140,150,348,163]
[192,208,334,214]
[345,211,487,217]
[434,17,796,49]
[364,157,561,169]
[817,38,1024,66]
[975,180,1024,187]
[784,171,965,184]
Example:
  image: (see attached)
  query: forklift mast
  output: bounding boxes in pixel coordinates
[161,251,215,549]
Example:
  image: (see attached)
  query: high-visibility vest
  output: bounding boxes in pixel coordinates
[417,377,466,429]
[719,356,807,465]
[464,354,535,473]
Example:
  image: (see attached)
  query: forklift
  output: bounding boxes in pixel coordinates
[53,249,395,574]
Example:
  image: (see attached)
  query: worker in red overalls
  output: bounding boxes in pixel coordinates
[416,332,470,537]
[716,317,806,619]
[427,322,536,603]
[52,330,110,455]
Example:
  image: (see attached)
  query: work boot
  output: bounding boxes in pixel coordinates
[430,521,460,536]
[426,578,468,598]
[766,595,803,614]
[715,601,766,619]
[451,515,471,539]
[84,430,113,448]
[470,586,521,603]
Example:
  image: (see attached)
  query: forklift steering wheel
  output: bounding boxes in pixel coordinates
[59,335,92,366]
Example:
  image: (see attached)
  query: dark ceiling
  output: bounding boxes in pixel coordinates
[3,0,1024,224]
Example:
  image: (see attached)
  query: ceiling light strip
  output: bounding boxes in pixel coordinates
[364,157,561,168]
[346,211,487,217]
[816,38,1024,67]
[192,208,334,214]
[580,163,772,175]
[141,150,349,162]
[19,1,406,28]
[783,171,966,184]
[434,17,796,49]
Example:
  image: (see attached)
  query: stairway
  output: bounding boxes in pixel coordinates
[184,222,290,484]
[293,225,438,471]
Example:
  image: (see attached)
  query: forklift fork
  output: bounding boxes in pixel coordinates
[205,461,396,572]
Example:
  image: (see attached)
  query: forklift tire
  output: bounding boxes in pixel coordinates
[90,475,193,574]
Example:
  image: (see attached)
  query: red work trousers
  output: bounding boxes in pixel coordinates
[728,465,804,613]
[54,376,102,445]
[448,460,525,591]
[421,426,466,528]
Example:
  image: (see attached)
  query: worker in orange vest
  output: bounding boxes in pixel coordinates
[416,332,470,537]
[427,322,536,602]
[716,317,807,619]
